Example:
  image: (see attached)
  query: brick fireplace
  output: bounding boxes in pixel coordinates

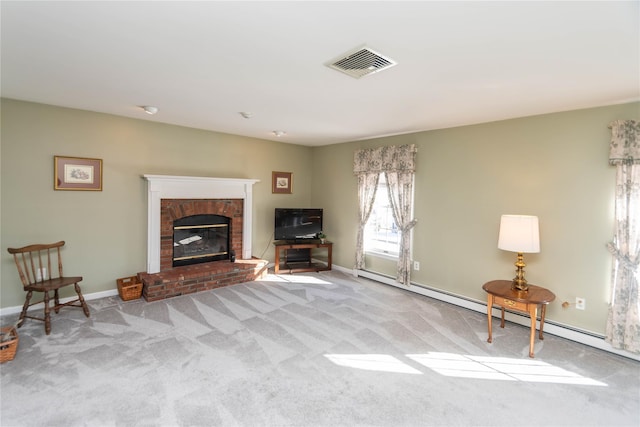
[139,175,267,301]
[160,198,241,271]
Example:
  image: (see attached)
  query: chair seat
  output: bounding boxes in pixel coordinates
[24,276,83,292]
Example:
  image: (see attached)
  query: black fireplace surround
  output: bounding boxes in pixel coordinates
[172,214,230,267]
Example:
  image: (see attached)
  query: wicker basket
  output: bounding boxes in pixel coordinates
[117,276,143,301]
[0,327,18,363]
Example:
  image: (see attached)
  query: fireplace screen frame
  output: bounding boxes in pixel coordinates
[172,214,231,267]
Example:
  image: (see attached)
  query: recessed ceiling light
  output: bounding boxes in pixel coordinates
[239,112,253,119]
[272,130,286,137]
[142,106,158,115]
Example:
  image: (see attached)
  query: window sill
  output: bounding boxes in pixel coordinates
[365,250,399,261]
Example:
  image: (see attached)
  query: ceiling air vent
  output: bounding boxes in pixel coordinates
[327,46,397,79]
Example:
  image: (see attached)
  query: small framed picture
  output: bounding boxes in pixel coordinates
[272,171,292,194]
[54,156,103,191]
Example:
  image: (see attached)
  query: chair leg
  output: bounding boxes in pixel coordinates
[75,283,90,318]
[54,289,60,313]
[18,290,32,328]
[43,291,52,335]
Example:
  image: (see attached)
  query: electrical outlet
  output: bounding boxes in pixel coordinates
[413,261,420,271]
[576,297,586,310]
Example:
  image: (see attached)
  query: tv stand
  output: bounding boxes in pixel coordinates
[274,240,332,274]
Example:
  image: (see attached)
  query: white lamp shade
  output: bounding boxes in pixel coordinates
[498,215,540,253]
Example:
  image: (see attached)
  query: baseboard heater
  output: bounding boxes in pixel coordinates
[341,266,638,362]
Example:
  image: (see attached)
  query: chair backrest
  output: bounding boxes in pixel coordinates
[7,241,66,287]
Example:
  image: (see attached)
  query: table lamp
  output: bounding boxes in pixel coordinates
[498,215,540,291]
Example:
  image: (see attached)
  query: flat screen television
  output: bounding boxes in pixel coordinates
[275,208,323,242]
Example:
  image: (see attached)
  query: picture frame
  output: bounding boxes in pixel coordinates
[272,171,292,194]
[54,156,103,191]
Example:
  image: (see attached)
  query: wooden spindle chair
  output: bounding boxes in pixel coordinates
[7,241,90,335]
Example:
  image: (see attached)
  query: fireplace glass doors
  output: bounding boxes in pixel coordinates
[173,214,230,267]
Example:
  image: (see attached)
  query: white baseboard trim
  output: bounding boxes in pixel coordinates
[345,266,639,362]
[0,289,119,317]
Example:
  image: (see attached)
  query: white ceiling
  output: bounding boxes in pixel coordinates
[1,1,638,146]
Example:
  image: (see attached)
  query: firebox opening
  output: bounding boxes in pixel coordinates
[173,214,231,267]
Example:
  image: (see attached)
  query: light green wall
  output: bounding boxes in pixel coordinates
[1,99,313,307]
[311,102,639,335]
[3,98,639,336]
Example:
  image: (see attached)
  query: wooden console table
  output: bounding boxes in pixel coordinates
[274,241,332,274]
[482,280,555,358]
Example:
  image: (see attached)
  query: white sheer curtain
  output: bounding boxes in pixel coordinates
[606,119,640,353]
[353,144,417,285]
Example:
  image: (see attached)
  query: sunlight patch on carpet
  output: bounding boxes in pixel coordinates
[324,352,608,385]
[407,353,608,386]
[265,275,333,285]
[324,354,422,374]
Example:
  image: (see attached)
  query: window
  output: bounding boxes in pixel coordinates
[364,174,400,257]
[353,144,416,284]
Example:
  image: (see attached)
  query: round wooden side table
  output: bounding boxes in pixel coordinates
[482,280,556,357]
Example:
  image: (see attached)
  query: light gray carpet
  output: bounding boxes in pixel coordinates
[1,270,638,426]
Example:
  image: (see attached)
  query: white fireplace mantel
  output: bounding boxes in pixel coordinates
[143,174,259,274]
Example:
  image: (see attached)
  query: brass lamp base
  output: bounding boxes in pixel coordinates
[511,252,529,292]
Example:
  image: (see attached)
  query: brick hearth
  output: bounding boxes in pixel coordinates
[139,258,268,302]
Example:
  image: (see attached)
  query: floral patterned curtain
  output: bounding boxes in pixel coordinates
[355,173,379,270]
[606,119,640,353]
[354,144,417,285]
[386,170,417,285]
